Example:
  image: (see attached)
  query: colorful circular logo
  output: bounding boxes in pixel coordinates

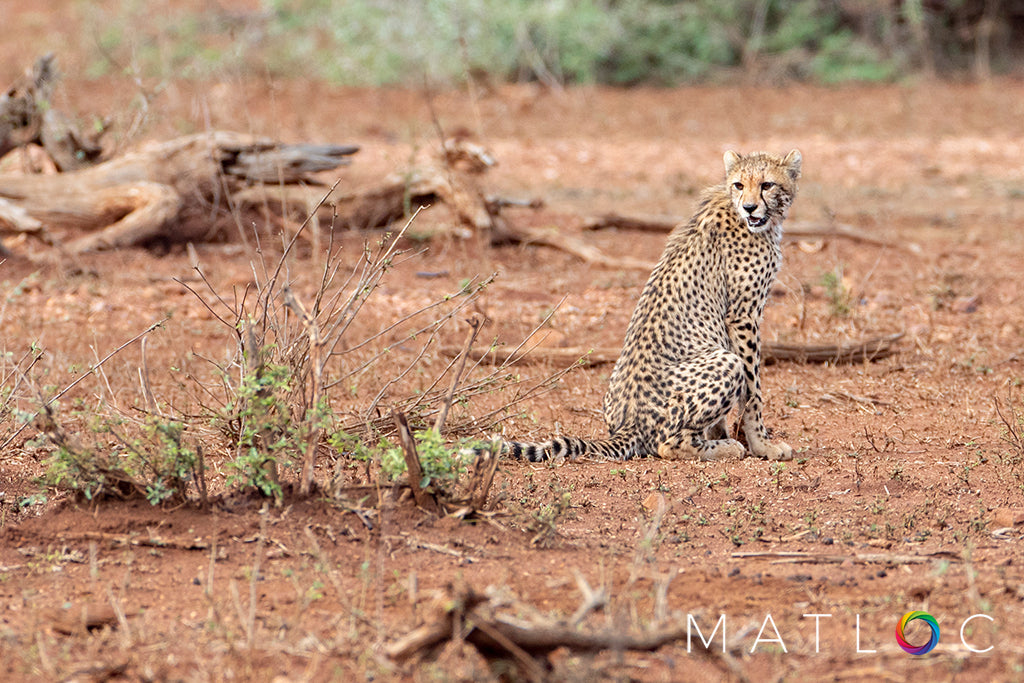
[896,611,940,655]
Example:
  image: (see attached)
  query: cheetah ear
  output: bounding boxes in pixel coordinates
[783,149,802,181]
[723,150,742,175]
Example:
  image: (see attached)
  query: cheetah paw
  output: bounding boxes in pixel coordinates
[657,442,697,461]
[757,440,793,461]
[701,439,746,462]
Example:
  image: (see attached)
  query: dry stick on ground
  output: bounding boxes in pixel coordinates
[515,226,657,270]
[731,550,960,564]
[59,531,214,551]
[332,142,672,268]
[283,287,323,497]
[393,411,439,514]
[387,582,747,681]
[583,213,910,250]
[440,333,904,368]
[464,446,500,513]
[433,313,484,434]
[569,570,608,627]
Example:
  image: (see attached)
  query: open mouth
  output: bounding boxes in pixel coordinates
[746,215,769,229]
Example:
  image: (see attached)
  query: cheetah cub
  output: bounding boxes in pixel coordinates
[506,149,801,463]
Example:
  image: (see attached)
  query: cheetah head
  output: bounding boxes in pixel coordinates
[724,149,802,233]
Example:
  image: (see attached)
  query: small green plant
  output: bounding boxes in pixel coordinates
[224,361,300,500]
[969,507,988,534]
[819,266,852,317]
[803,509,818,526]
[37,429,108,502]
[903,512,917,530]
[956,451,986,489]
[112,418,202,505]
[771,461,786,490]
[526,491,573,548]
[379,427,484,496]
[39,405,202,505]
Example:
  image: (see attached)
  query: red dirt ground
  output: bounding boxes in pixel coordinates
[4,11,1024,683]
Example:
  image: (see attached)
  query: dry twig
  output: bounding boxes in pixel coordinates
[731,550,960,565]
[393,411,439,514]
[434,313,484,434]
[441,333,903,368]
[2,317,168,452]
[515,226,656,270]
[387,581,746,681]
[583,212,910,250]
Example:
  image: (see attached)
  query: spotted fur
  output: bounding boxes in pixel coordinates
[505,150,801,463]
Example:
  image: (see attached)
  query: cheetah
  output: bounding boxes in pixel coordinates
[505,149,801,463]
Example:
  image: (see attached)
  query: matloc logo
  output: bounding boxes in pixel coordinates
[895,611,940,655]
[893,611,993,655]
[682,611,993,654]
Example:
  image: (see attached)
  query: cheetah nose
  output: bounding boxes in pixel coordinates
[742,203,758,214]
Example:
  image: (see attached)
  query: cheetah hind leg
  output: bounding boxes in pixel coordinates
[655,350,747,462]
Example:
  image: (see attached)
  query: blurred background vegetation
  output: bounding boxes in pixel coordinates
[79,0,1023,86]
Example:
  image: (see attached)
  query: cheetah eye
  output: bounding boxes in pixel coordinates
[761,181,775,191]
[732,182,743,191]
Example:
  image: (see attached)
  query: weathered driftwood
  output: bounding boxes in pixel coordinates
[441,333,903,367]
[335,164,656,268]
[0,131,358,252]
[336,138,522,245]
[0,54,104,171]
[340,167,493,235]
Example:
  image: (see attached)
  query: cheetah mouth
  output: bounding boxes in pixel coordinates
[745,215,769,229]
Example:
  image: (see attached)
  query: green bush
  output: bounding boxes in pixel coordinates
[39,406,201,505]
[81,0,921,86]
[380,427,483,495]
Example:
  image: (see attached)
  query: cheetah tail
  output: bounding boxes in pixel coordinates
[502,430,642,463]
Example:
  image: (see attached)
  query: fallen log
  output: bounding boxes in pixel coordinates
[441,333,903,367]
[0,131,358,252]
[335,139,521,245]
[334,167,655,268]
[759,333,904,364]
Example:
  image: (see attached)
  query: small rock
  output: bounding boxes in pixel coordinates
[48,603,119,635]
[642,492,667,515]
[951,295,980,313]
[992,508,1024,527]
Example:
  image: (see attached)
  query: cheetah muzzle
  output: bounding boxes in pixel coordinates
[501,149,802,464]
[745,214,769,230]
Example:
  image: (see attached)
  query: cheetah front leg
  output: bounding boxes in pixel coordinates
[706,418,728,441]
[729,320,793,461]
